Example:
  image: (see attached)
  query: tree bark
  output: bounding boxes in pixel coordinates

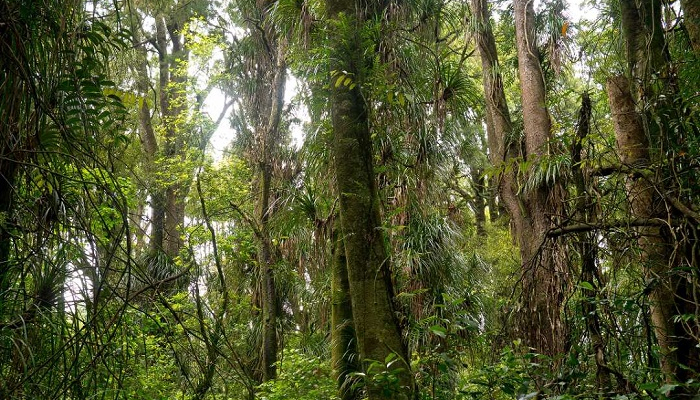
[130,15,163,257]
[607,75,680,384]
[617,0,700,389]
[162,17,189,260]
[327,1,414,397]
[471,0,522,235]
[331,231,360,400]
[259,40,287,383]
[512,0,568,359]
[682,0,700,53]
[472,169,487,237]
[472,0,569,358]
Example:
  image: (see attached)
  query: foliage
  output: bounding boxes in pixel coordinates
[2,0,700,398]
[257,345,339,400]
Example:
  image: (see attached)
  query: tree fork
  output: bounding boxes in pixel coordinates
[512,0,569,359]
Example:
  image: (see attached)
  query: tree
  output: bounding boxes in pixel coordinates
[224,0,290,380]
[611,0,700,390]
[472,0,568,359]
[326,3,415,399]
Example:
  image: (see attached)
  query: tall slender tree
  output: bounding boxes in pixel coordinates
[326,1,415,398]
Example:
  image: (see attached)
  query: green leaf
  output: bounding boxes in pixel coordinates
[578,281,594,291]
[430,325,447,338]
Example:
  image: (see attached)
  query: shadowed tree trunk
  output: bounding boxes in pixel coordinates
[228,0,287,381]
[159,16,189,260]
[331,230,360,400]
[327,0,414,397]
[472,169,487,237]
[572,93,611,393]
[682,0,700,53]
[607,75,680,385]
[259,42,287,382]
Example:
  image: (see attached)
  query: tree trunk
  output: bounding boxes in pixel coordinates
[471,0,522,235]
[486,178,500,223]
[682,0,700,53]
[572,93,611,393]
[474,0,567,358]
[259,164,278,382]
[131,17,163,258]
[607,75,679,383]
[617,0,700,389]
[473,169,487,237]
[327,1,414,397]
[331,231,360,400]
[259,41,287,383]
[512,0,568,358]
[161,17,189,261]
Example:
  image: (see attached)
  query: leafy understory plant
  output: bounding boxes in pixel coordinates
[257,347,338,400]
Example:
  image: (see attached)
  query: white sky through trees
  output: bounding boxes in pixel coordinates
[203,0,597,161]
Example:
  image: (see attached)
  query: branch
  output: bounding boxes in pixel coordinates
[587,163,652,177]
[547,218,674,237]
[447,181,474,202]
[229,201,263,242]
[668,196,700,225]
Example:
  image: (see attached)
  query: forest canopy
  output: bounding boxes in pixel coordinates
[1,0,699,398]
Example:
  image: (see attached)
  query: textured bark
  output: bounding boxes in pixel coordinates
[331,76,414,399]
[331,233,360,400]
[131,18,163,257]
[513,0,568,358]
[471,0,521,234]
[607,75,678,382]
[259,164,278,382]
[514,0,551,158]
[619,0,669,105]
[473,170,487,237]
[161,17,189,259]
[327,1,414,397]
[474,0,567,358]
[682,0,700,53]
[617,0,700,388]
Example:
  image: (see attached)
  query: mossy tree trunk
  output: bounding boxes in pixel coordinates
[681,0,700,53]
[331,231,360,400]
[327,1,414,398]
